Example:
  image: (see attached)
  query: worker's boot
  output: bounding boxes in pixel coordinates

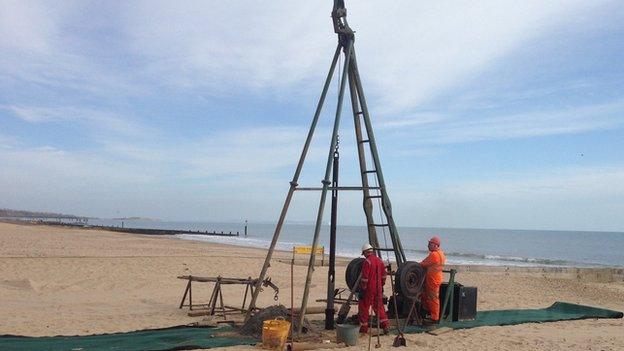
[381,321,390,335]
[421,318,437,326]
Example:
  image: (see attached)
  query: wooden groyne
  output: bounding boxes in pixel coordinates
[1,219,240,237]
[96,226,240,237]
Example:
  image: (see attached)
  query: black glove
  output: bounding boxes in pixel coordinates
[357,289,366,300]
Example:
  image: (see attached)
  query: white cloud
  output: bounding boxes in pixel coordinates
[0,144,169,217]
[118,1,606,112]
[120,1,332,92]
[0,0,612,113]
[382,98,624,145]
[0,0,58,53]
[100,126,328,178]
[0,145,157,193]
[0,133,17,149]
[2,125,623,230]
[377,113,445,129]
[450,167,624,199]
[185,127,308,175]
[0,1,621,229]
[0,1,142,97]
[0,125,327,219]
[5,105,150,137]
[350,0,606,114]
[392,166,624,231]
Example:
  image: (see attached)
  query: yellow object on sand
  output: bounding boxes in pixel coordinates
[262,317,291,351]
[293,246,324,255]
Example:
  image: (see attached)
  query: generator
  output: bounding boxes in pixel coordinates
[439,282,478,321]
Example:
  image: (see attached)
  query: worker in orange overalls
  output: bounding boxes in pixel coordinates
[420,236,446,322]
[358,243,390,334]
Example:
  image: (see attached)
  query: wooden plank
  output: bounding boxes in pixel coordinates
[427,326,453,336]
[288,342,342,350]
[177,275,257,284]
[189,309,244,318]
[195,319,218,327]
[188,310,211,317]
[290,306,330,315]
[315,298,357,305]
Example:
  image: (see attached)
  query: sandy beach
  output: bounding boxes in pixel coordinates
[1,221,623,350]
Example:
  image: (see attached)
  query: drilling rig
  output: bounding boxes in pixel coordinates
[245,0,426,332]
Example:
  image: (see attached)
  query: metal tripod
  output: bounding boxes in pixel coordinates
[245,0,406,333]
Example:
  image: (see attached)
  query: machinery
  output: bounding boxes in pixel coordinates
[245,0,426,332]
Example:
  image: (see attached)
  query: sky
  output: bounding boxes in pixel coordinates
[1,0,623,232]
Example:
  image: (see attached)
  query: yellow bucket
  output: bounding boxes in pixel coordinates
[262,317,291,350]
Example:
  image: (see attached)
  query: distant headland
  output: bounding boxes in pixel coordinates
[0,208,160,222]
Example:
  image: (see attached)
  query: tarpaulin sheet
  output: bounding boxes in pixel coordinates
[0,325,255,351]
[404,302,623,333]
[1,302,621,350]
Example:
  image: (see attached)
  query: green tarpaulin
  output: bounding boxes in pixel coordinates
[0,325,255,351]
[404,302,623,333]
[1,302,621,350]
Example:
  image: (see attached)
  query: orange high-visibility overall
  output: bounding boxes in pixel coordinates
[358,254,389,332]
[420,249,446,321]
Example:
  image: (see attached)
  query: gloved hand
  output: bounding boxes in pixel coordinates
[357,289,366,300]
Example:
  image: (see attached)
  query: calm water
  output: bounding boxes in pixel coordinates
[87,219,624,268]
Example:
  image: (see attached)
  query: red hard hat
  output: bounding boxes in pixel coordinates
[429,236,441,246]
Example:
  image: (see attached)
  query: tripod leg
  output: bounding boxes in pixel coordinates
[348,51,406,264]
[245,44,342,322]
[347,65,379,250]
[298,40,353,334]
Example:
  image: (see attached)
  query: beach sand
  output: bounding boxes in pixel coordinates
[0,221,623,350]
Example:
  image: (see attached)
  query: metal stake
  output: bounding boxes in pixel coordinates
[325,142,339,330]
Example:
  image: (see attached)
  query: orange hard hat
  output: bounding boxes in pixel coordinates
[429,236,441,246]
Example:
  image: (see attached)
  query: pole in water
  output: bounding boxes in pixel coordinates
[325,141,339,330]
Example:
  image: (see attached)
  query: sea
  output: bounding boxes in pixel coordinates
[87,219,624,268]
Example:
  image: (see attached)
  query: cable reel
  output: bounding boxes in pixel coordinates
[345,258,424,300]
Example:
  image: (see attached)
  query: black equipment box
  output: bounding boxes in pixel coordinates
[439,283,477,321]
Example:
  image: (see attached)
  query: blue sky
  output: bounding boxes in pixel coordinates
[1,0,623,231]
